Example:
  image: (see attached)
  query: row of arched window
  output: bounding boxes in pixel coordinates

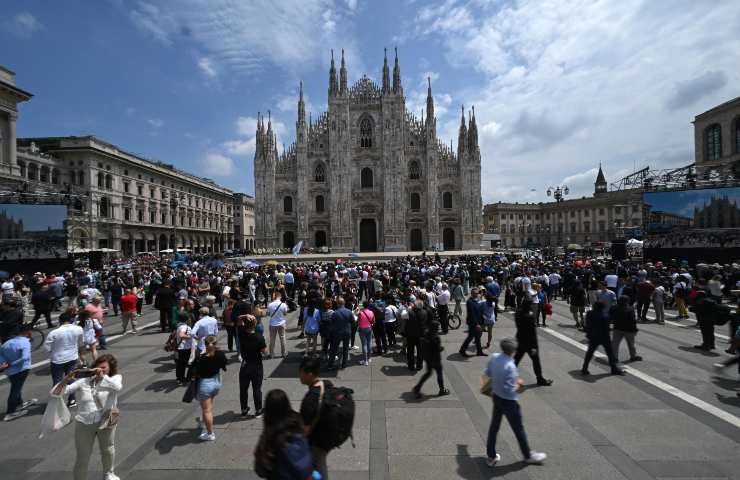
[281,191,454,214]
[17,161,61,185]
[313,161,424,184]
[705,120,740,161]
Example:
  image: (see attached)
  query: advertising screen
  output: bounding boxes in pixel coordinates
[642,187,740,263]
[0,204,68,261]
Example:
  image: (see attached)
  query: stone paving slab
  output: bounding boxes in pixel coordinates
[386,407,485,456]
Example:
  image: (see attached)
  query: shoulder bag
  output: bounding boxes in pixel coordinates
[92,380,120,430]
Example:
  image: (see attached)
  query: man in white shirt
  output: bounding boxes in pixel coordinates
[191,307,219,353]
[1,280,15,296]
[267,293,289,358]
[604,273,619,294]
[384,302,399,347]
[548,271,561,300]
[45,312,84,405]
[437,283,451,334]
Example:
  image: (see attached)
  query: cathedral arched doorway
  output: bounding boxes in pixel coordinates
[283,231,295,249]
[409,228,423,251]
[315,230,327,248]
[443,228,455,251]
[359,219,377,252]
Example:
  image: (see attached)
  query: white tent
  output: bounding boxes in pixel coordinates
[159,248,174,253]
[627,238,643,245]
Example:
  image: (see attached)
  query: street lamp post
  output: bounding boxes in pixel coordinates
[546,185,569,203]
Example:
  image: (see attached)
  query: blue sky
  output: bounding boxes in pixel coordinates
[2,0,740,202]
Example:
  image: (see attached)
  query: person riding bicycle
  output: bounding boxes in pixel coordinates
[0,295,24,344]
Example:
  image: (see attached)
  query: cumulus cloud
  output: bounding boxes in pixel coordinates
[147,118,164,128]
[665,71,727,111]
[411,0,740,203]
[129,2,177,46]
[3,12,43,38]
[203,153,235,176]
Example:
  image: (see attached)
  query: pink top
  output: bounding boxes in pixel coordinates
[357,308,374,329]
[85,303,104,322]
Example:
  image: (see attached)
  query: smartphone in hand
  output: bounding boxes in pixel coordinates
[74,368,97,378]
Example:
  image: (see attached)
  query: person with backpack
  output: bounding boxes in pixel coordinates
[254,389,315,480]
[303,303,321,357]
[673,277,689,319]
[173,313,193,385]
[299,356,354,480]
[412,321,449,399]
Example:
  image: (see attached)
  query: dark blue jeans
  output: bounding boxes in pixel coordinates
[6,369,29,414]
[487,394,531,460]
[51,360,77,403]
[330,333,350,369]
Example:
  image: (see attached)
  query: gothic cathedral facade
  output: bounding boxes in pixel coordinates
[254,49,482,252]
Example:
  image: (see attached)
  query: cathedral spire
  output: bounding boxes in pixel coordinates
[392,47,402,94]
[339,49,347,95]
[595,163,607,194]
[267,110,272,134]
[426,76,434,124]
[297,81,306,125]
[328,49,338,97]
[468,105,478,151]
[457,105,467,157]
[382,48,390,94]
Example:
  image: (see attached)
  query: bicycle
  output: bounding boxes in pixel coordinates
[448,313,462,330]
[24,319,46,351]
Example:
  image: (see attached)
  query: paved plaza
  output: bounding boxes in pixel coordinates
[1,300,739,480]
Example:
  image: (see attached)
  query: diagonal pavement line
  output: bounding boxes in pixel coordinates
[0,319,161,385]
[539,326,740,430]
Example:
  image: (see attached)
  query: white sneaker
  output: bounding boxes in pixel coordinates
[713,363,725,370]
[21,398,38,409]
[352,345,360,350]
[526,452,547,464]
[486,454,501,467]
[104,473,120,480]
[198,431,216,441]
[3,409,28,421]
[359,360,366,366]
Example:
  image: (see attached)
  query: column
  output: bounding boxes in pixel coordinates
[8,112,17,168]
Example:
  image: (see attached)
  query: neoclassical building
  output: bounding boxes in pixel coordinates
[693,96,740,179]
[254,49,482,252]
[233,192,256,251]
[1,65,237,256]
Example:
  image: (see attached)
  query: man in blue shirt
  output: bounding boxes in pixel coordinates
[0,324,36,421]
[459,288,485,357]
[484,276,501,311]
[484,338,547,467]
[329,298,354,370]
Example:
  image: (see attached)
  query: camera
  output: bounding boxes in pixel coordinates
[74,368,96,378]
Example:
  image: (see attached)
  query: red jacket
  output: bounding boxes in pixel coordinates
[120,293,138,313]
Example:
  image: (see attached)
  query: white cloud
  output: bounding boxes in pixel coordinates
[129,2,177,46]
[126,0,363,76]
[411,0,740,204]
[125,107,137,117]
[3,12,43,38]
[197,57,217,78]
[203,153,235,176]
[147,118,164,128]
[345,0,358,11]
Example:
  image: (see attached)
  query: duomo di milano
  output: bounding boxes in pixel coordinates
[254,49,483,252]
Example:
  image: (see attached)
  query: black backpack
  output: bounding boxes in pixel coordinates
[164,330,178,352]
[314,381,355,450]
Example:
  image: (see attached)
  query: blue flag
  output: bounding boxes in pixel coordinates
[292,240,303,256]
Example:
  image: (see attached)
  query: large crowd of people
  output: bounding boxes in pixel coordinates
[0,250,738,479]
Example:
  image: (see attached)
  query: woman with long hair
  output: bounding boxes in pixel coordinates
[52,354,123,480]
[480,293,497,349]
[254,389,313,480]
[302,303,320,356]
[195,335,227,441]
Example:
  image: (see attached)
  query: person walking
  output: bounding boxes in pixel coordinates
[328,298,353,370]
[52,354,122,480]
[119,288,138,334]
[254,389,314,480]
[0,323,36,421]
[302,303,321,357]
[154,281,176,332]
[484,338,547,467]
[266,292,288,359]
[383,298,399,347]
[652,283,666,324]
[451,279,464,318]
[79,310,100,364]
[195,336,227,441]
[513,299,553,386]
[45,311,84,406]
[569,281,587,329]
[238,314,267,418]
[299,356,332,480]
[610,295,642,363]
[481,293,497,349]
[437,283,451,334]
[581,301,624,376]
[412,321,449,398]
[31,285,54,329]
[191,307,219,354]
[174,314,193,384]
[356,301,374,366]
[405,298,426,371]
[319,298,334,362]
[459,288,485,357]
[635,278,655,323]
[692,282,716,351]
[85,296,107,350]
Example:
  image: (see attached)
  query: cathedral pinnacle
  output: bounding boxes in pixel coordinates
[297,81,306,126]
[392,47,402,94]
[339,49,347,95]
[382,47,390,93]
[328,49,338,97]
[426,76,434,124]
[458,105,468,157]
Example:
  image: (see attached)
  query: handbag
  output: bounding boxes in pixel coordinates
[480,374,493,397]
[92,381,120,430]
[182,379,198,403]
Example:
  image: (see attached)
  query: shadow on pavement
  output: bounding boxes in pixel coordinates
[455,443,528,479]
[155,427,201,454]
[379,365,416,377]
[677,345,720,357]
[567,369,611,383]
[145,379,180,394]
